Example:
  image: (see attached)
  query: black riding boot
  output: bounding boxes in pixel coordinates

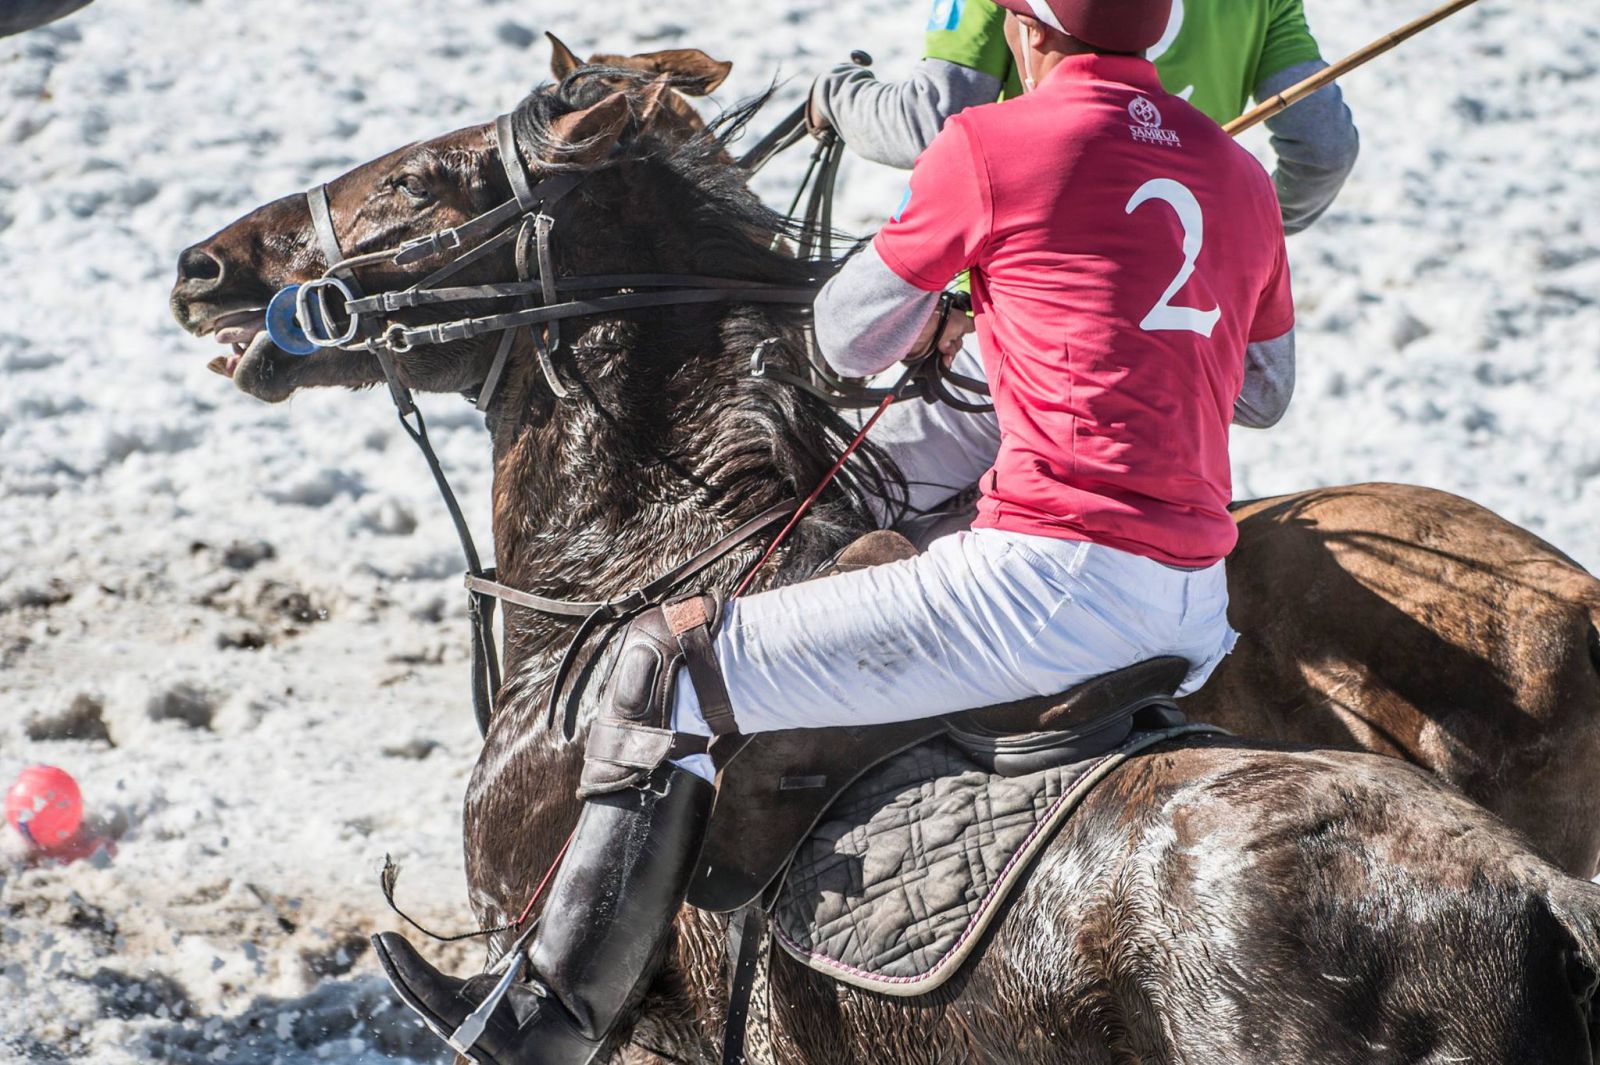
[374,595,736,1065]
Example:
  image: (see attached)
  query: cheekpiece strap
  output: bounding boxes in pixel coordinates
[495,113,539,212]
[306,184,350,277]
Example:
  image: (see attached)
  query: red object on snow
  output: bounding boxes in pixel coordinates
[5,765,84,852]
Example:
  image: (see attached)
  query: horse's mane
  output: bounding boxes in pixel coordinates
[504,69,908,557]
[509,68,822,287]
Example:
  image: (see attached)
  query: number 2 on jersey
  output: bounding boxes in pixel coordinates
[1124,178,1221,338]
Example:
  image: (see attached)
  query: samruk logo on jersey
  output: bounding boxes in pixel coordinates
[1128,96,1182,148]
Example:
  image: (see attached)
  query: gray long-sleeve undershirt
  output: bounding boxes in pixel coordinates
[811,57,1358,234]
[1255,60,1359,234]
[1233,330,1295,427]
[811,59,1002,170]
[815,243,940,379]
[816,243,1296,428]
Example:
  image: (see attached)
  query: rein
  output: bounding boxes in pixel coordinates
[738,84,994,416]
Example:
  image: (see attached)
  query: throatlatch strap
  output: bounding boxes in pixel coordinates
[532,213,569,399]
[664,597,738,736]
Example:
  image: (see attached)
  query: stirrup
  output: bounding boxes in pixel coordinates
[448,918,548,1056]
[449,954,527,1056]
[373,931,599,1065]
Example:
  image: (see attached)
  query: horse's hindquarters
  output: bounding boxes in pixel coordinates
[771,737,1600,1065]
[1192,482,1600,878]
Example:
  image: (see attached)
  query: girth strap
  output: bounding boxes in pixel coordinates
[720,906,764,1065]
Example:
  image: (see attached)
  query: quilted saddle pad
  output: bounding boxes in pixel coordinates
[771,724,1222,996]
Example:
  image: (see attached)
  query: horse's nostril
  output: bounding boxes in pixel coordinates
[178,246,225,285]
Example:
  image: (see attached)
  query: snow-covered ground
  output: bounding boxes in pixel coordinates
[1,0,1594,1060]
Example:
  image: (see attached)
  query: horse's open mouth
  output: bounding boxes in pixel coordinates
[198,308,270,378]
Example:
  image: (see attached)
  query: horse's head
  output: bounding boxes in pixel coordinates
[170,117,505,402]
[170,63,749,406]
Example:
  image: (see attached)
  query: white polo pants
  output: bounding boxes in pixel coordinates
[670,527,1237,780]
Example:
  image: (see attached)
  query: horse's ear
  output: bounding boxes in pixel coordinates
[637,75,675,131]
[633,48,733,95]
[547,32,583,79]
[545,91,632,165]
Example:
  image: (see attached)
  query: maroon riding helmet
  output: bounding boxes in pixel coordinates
[994,0,1173,54]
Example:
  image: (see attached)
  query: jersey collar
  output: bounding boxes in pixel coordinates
[1035,53,1165,95]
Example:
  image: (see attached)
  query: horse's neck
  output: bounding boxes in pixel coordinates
[482,334,801,665]
[469,327,870,1057]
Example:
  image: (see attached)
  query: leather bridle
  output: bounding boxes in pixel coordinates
[289,112,822,410]
[275,97,990,740]
[277,108,829,738]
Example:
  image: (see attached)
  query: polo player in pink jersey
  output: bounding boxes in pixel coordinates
[375,1,1297,1060]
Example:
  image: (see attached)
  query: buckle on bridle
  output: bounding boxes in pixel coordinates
[295,276,362,348]
[394,227,464,266]
[749,338,778,378]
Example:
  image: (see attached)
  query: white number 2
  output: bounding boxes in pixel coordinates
[1124,178,1220,338]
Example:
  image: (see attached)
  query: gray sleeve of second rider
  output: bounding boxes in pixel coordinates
[814,244,940,379]
[810,59,1003,170]
[1233,328,1297,429]
[1256,60,1360,235]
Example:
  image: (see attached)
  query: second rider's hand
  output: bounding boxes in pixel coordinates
[806,77,834,138]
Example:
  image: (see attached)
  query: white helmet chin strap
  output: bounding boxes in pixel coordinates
[1015,2,1072,93]
[1021,0,1066,33]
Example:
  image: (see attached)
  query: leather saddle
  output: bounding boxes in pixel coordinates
[685,532,1191,912]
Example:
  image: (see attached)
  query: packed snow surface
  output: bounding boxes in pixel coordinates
[1,0,1595,1060]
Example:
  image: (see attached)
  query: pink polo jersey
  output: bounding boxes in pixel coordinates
[874,54,1294,567]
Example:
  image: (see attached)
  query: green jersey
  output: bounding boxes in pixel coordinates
[922,0,1324,124]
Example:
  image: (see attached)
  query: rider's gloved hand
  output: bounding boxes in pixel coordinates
[807,56,876,141]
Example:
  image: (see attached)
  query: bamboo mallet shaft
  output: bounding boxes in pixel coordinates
[1223,0,1483,136]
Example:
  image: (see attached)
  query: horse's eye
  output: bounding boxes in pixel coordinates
[393,173,433,203]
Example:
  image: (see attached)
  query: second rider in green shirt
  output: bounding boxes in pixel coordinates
[811,0,1358,234]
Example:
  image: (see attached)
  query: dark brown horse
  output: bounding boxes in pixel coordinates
[171,72,1600,1061]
